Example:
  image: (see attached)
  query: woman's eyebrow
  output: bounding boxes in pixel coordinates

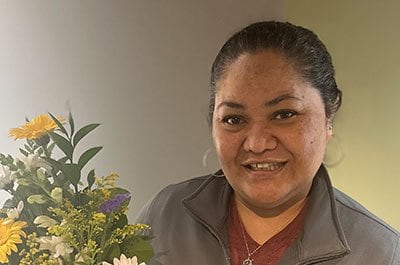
[216,94,300,110]
[216,101,244,110]
[265,93,301,107]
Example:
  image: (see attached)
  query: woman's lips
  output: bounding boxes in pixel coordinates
[243,161,287,171]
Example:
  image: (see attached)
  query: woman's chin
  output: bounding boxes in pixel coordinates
[236,182,307,215]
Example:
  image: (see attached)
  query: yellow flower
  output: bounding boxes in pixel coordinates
[9,114,64,140]
[0,218,27,263]
[101,188,111,199]
[92,212,106,223]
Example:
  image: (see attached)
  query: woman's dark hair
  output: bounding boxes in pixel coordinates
[209,21,342,125]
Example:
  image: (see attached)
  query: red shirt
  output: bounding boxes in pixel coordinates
[228,198,307,265]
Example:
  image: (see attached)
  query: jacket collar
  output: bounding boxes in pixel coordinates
[278,165,351,264]
[182,172,232,245]
[183,165,351,264]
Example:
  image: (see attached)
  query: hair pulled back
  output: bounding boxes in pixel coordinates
[209,21,342,125]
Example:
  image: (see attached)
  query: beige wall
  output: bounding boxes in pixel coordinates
[0,1,283,220]
[285,1,400,229]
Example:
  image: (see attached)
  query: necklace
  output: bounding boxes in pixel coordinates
[237,200,307,265]
[238,218,264,265]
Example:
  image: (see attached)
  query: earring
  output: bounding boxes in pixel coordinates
[324,135,345,167]
[202,147,224,177]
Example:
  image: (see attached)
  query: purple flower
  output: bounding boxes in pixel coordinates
[99,193,131,213]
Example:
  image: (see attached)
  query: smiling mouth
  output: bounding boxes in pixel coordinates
[244,162,286,171]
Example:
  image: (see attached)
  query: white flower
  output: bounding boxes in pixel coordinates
[51,187,63,203]
[34,215,58,228]
[102,254,146,265]
[75,251,90,263]
[19,153,52,172]
[0,165,15,189]
[37,168,48,182]
[27,194,47,204]
[6,201,24,219]
[37,236,73,258]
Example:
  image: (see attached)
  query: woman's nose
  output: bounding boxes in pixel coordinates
[242,123,278,153]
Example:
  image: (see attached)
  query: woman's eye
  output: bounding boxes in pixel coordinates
[273,110,298,120]
[222,116,244,125]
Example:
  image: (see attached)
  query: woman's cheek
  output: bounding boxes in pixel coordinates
[214,130,240,162]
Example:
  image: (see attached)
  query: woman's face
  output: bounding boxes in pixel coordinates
[212,50,332,213]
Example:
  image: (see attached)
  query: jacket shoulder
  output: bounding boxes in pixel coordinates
[135,174,221,223]
[154,174,215,201]
[333,188,399,264]
[334,188,398,236]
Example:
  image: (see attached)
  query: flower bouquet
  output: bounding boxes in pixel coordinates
[0,114,153,265]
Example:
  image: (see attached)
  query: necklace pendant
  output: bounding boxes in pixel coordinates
[243,257,253,265]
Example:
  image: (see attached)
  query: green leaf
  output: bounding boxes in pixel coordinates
[62,186,75,202]
[78,146,102,169]
[58,156,69,164]
[19,148,28,156]
[48,112,68,137]
[114,214,128,229]
[16,160,25,170]
[61,163,81,186]
[8,253,22,265]
[87,169,95,189]
[72,123,100,147]
[121,236,154,263]
[3,198,18,208]
[8,164,17,171]
[47,142,56,154]
[74,192,89,206]
[6,155,13,164]
[24,144,33,153]
[35,134,50,146]
[49,132,73,161]
[37,148,43,156]
[16,185,42,198]
[102,243,121,263]
[68,112,75,136]
[41,157,62,172]
[109,187,131,197]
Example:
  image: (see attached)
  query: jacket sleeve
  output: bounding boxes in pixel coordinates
[391,236,399,265]
[134,197,155,224]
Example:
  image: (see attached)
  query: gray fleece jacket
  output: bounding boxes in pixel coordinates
[136,165,399,265]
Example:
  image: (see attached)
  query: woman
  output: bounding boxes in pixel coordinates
[136,21,399,265]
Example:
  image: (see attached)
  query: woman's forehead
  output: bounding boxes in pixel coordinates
[214,52,324,110]
[218,55,307,94]
[228,50,295,73]
[219,51,303,88]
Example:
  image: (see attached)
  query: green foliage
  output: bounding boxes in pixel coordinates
[48,132,74,161]
[61,163,81,186]
[19,148,29,156]
[87,169,96,189]
[102,243,121,262]
[73,123,100,147]
[48,112,68,137]
[121,236,154,264]
[78,147,102,170]
[68,112,75,136]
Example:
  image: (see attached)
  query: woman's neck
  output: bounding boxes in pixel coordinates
[235,196,308,245]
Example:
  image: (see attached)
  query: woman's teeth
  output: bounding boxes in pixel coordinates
[248,162,284,171]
